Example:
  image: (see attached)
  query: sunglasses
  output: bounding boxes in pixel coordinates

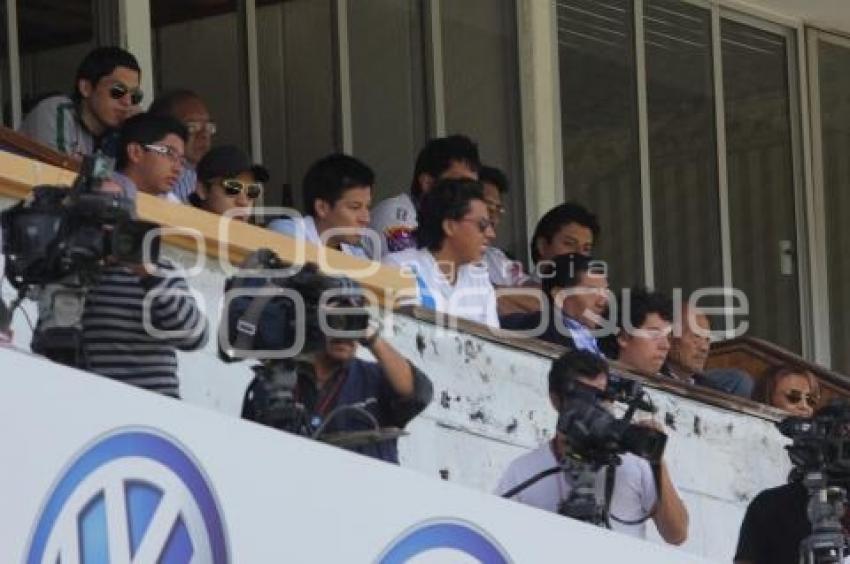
[784,390,818,408]
[108,82,144,105]
[186,121,218,136]
[221,179,263,199]
[143,144,187,167]
[459,217,496,234]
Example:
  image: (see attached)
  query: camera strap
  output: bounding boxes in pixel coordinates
[232,282,278,353]
[608,460,661,526]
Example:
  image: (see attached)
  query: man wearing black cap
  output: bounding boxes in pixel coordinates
[190,145,269,222]
[500,253,609,355]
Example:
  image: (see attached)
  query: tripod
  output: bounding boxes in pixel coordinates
[799,471,848,564]
[557,457,614,527]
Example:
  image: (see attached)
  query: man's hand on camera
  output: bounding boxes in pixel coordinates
[358,318,382,349]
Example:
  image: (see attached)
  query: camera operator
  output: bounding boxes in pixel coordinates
[73,116,208,397]
[241,318,433,465]
[496,350,688,544]
[735,401,850,564]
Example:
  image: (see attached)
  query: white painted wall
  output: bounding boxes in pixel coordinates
[0,204,792,562]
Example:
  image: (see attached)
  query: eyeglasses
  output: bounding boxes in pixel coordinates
[784,390,818,408]
[108,82,144,105]
[143,143,187,167]
[459,217,496,234]
[483,198,506,216]
[185,121,218,136]
[221,179,263,199]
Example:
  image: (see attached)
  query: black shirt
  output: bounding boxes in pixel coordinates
[735,481,810,564]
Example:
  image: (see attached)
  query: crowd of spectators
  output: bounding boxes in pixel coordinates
[8,45,836,554]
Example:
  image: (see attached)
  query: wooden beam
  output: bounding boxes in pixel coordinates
[0,150,414,307]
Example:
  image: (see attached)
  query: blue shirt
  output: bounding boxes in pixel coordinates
[170,165,197,203]
[295,357,433,463]
[561,314,604,357]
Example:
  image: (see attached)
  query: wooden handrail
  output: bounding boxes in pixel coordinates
[0,126,81,172]
[0,149,414,307]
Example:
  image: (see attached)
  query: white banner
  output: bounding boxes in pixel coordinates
[0,347,714,563]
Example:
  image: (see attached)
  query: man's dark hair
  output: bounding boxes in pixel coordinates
[148,89,202,118]
[116,113,188,171]
[530,202,600,264]
[411,135,481,200]
[415,178,485,252]
[548,349,609,400]
[479,165,509,194]
[618,286,673,331]
[302,153,374,216]
[73,47,140,102]
[540,253,602,296]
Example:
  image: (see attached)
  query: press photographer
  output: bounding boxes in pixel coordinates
[497,349,688,544]
[221,250,433,464]
[735,401,850,564]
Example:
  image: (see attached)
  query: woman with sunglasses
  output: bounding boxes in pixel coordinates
[191,145,269,222]
[383,178,500,328]
[753,365,820,417]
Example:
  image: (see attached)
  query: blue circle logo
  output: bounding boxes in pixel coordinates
[378,519,512,563]
[27,428,229,564]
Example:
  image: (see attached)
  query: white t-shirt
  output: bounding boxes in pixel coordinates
[267,215,368,259]
[496,442,658,539]
[484,246,530,287]
[383,248,500,328]
[366,192,418,259]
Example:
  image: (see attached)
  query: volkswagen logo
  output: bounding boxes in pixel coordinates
[26,428,228,564]
[378,518,512,563]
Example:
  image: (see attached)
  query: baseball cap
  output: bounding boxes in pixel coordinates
[197,145,269,183]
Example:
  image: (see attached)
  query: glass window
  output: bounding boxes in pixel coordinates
[557,0,643,290]
[645,0,722,298]
[13,0,95,124]
[722,18,801,352]
[442,0,525,260]
[348,0,428,203]
[817,38,850,373]
[256,0,337,209]
[152,1,248,150]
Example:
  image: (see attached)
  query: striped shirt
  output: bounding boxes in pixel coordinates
[170,165,198,203]
[81,259,208,397]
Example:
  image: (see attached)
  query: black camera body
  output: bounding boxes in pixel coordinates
[556,381,666,467]
[0,153,159,366]
[221,248,372,434]
[778,413,850,477]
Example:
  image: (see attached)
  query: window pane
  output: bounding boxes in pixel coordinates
[15,0,95,123]
[722,19,801,352]
[349,0,427,203]
[152,1,248,150]
[557,0,642,290]
[257,0,336,208]
[442,0,525,259]
[818,39,850,373]
[646,0,721,297]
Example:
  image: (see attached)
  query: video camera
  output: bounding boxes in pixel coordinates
[220,248,373,434]
[0,153,159,366]
[556,376,666,468]
[778,403,850,563]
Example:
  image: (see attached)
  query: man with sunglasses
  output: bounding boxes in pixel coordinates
[149,90,217,203]
[267,153,372,257]
[20,46,142,159]
[383,178,499,328]
[192,145,268,222]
